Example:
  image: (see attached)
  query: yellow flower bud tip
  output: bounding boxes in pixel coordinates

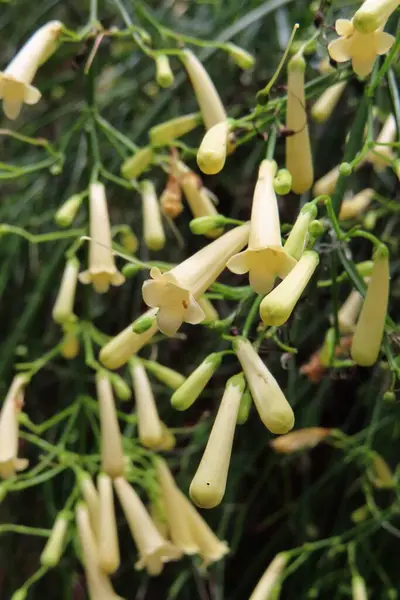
[269,427,332,454]
[142,360,186,390]
[96,373,125,479]
[233,338,294,435]
[353,0,400,34]
[155,54,174,88]
[130,359,164,449]
[273,168,292,195]
[225,43,255,69]
[190,374,244,509]
[171,353,222,411]
[351,244,389,367]
[121,146,153,180]
[52,258,79,325]
[141,180,166,251]
[352,575,368,600]
[189,216,225,235]
[54,194,84,227]
[313,165,340,196]
[311,81,347,124]
[0,375,30,480]
[60,331,80,359]
[249,553,289,600]
[149,113,201,146]
[97,473,120,574]
[197,121,230,175]
[339,188,375,220]
[284,202,318,261]
[260,251,319,326]
[40,513,69,567]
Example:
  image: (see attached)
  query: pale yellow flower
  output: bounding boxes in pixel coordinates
[0,374,29,479]
[227,161,296,294]
[40,512,69,568]
[0,21,63,120]
[141,180,166,251]
[52,258,79,324]
[79,183,125,293]
[197,120,230,175]
[328,19,394,77]
[130,358,163,449]
[339,188,374,220]
[97,473,120,574]
[95,373,125,478]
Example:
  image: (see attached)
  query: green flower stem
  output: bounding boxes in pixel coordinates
[242,294,262,338]
[0,225,85,244]
[0,525,52,537]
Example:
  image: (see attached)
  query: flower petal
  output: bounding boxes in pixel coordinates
[111,271,126,287]
[352,56,375,77]
[249,268,275,295]
[328,38,352,63]
[3,99,22,120]
[78,270,91,285]
[142,279,162,308]
[226,251,249,275]
[157,307,183,337]
[185,298,206,325]
[335,19,353,37]
[24,84,41,105]
[376,32,395,55]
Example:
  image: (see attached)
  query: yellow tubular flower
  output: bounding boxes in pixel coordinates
[249,553,289,600]
[149,113,201,146]
[351,244,389,366]
[269,427,332,454]
[337,289,364,333]
[260,251,319,326]
[95,373,125,478]
[141,360,186,390]
[197,120,230,175]
[311,81,347,123]
[155,54,174,88]
[284,202,318,261]
[313,165,340,196]
[328,19,394,77]
[197,296,219,323]
[141,180,166,251]
[181,50,227,129]
[52,258,79,324]
[286,54,314,194]
[79,473,100,539]
[0,374,29,479]
[339,188,374,220]
[353,0,400,33]
[155,458,199,554]
[171,353,222,410]
[352,575,368,600]
[121,146,153,180]
[0,21,63,120]
[130,358,163,449]
[227,161,296,294]
[97,473,120,574]
[365,114,396,171]
[190,374,245,509]
[174,487,229,566]
[75,503,124,600]
[99,309,158,370]
[113,477,182,575]
[40,512,69,568]
[233,338,294,434]
[79,183,125,293]
[142,223,250,336]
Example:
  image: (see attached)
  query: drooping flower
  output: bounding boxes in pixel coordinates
[95,373,125,478]
[142,223,250,336]
[78,472,100,539]
[52,258,79,324]
[284,202,318,261]
[130,358,163,449]
[0,21,63,120]
[40,511,70,568]
[351,244,389,366]
[227,161,296,294]
[260,251,319,326]
[75,502,124,600]
[155,54,174,88]
[97,473,120,574]
[99,309,158,370]
[197,120,230,175]
[337,288,364,333]
[233,337,294,434]
[269,427,332,454]
[141,180,166,251]
[121,146,153,180]
[286,53,314,194]
[190,374,245,509]
[313,165,341,196]
[113,476,182,575]
[328,19,394,77]
[249,553,289,600]
[149,113,201,146]
[339,188,375,220]
[311,81,347,123]
[79,183,125,293]
[170,353,222,410]
[353,0,400,33]
[0,374,29,479]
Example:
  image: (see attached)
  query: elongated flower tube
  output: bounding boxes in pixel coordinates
[95,373,125,478]
[174,487,229,566]
[269,427,332,454]
[99,309,158,370]
[249,553,289,600]
[171,353,222,410]
[114,477,182,575]
[352,575,368,600]
[155,55,174,88]
[353,0,400,33]
[286,54,314,194]
[0,21,63,120]
[141,180,166,251]
[260,251,319,326]
[79,183,125,293]
[149,113,201,146]
[284,202,318,261]
[155,458,199,554]
[365,114,396,171]
[337,289,364,333]
[0,374,29,479]
[121,147,153,180]
[142,223,250,336]
[130,358,163,449]
[313,165,340,196]
[328,18,394,77]
[351,244,389,366]
[79,472,100,539]
[339,189,374,220]
[40,511,70,568]
[233,338,294,434]
[76,503,124,600]
[52,258,79,324]
[311,81,347,123]
[98,473,120,574]
[190,374,244,509]
[197,296,219,323]
[227,161,296,294]
[197,120,230,175]
[182,50,227,129]
[141,360,186,390]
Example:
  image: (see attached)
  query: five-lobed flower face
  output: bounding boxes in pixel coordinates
[328,18,394,77]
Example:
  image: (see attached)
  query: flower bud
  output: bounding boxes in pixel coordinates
[308,219,325,237]
[189,216,225,235]
[190,374,244,508]
[97,473,120,574]
[130,358,163,448]
[155,54,174,88]
[311,82,347,123]
[120,227,138,253]
[52,258,79,324]
[363,210,379,230]
[96,373,125,478]
[284,202,318,260]
[351,244,389,366]
[249,553,289,600]
[141,180,166,251]
[260,251,319,326]
[11,590,27,600]
[160,177,183,218]
[313,165,340,196]
[54,194,84,227]
[78,473,100,539]
[110,373,131,401]
[142,359,186,390]
[171,353,222,411]
[339,162,352,176]
[60,329,80,360]
[40,512,70,567]
[352,575,368,600]
[337,289,364,334]
[269,427,331,453]
[237,387,252,425]
[149,113,201,146]
[225,43,255,69]
[273,168,292,195]
[121,146,153,180]
[339,188,374,220]
[197,121,230,175]
[122,263,141,279]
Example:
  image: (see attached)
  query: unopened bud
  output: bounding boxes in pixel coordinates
[339,162,352,176]
[121,146,153,180]
[225,43,255,69]
[120,227,138,253]
[308,219,325,237]
[110,374,131,401]
[190,216,225,235]
[197,121,230,175]
[122,263,141,278]
[156,54,174,88]
[273,168,292,195]
[55,194,84,227]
